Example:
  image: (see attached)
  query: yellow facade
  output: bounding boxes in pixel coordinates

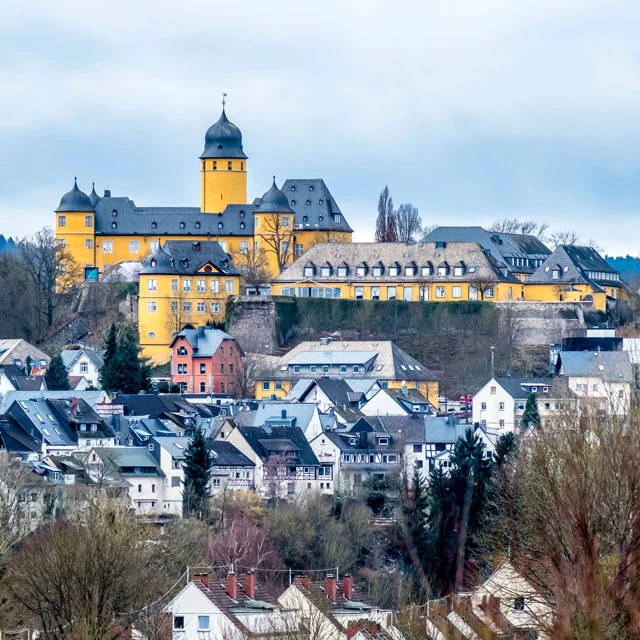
[522,283,622,312]
[255,379,292,401]
[200,158,247,213]
[56,210,96,272]
[138,267,240,364]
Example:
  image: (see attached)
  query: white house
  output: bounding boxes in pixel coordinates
[61,348,104,389]
[147,436,190,516]
[361,387,434,417]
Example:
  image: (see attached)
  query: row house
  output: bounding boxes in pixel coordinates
[170,326,243,395]
[220,425,325,500]
[257,339,439,407]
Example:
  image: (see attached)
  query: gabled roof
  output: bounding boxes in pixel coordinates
[238,426,319,466]
[140,240,240,276]
[250,403,318,435]
[0,390,109,414]
[487,377,561,399]
[0,339,50,367]
[60,348,104,370]
[170,326,237,355]
[151,436,191,459]
[209,440,255,467]
[0,365,45,391]
[351,415,426,442]
[0,414,42,453]
[92,447,164,477]
[114,394,198,418]
[557,350,633,382]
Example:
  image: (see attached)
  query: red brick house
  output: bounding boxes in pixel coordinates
[170,327,242,396]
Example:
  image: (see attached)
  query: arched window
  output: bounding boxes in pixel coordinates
[151,221,157,229]
[195,221,201,229]
[179,221,185,229]
[111,221,117,229]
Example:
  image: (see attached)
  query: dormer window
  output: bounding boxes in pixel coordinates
[405,262,417,277]
[195,221,201,229]
[151,221,157,229]
[438,262,449,276]
[373,262,384,277]
[378,437,389,445]
[302,215,307,222]
[357,262,368,277]
[551,269,560,279]
[337,263,348,277]
[304,263,315,277]
[150,259,156,267]
[218,222,223,229]
[421,263,433,276]
[240,210,245,217]
[306,200,311,205]
[321,263,332,277]
[111,221,117,229]
[334,214,341,223]
[389,263,400,277]
[291,185,296,192]
[454,262,466,276]
[112,209,117,217]
[291,200,296,206]
[240,222,245,230]
[179,221,185,229]
[309,185,314,191]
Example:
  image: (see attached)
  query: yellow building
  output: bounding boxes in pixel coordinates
[138,240,241,363]
[272,241,523,302]
[256,339,440,407]
[54,107,353,282]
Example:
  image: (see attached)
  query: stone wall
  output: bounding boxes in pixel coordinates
[227,296,289,355]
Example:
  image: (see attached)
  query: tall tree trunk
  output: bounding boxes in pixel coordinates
[455,467,474,591]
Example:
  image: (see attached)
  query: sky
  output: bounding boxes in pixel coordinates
[1,0,640,255]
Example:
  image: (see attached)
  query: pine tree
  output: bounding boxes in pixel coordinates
[100,324,151,394]
[45,355,70,391]
[522,392,541,429]
[100,324,119,391]
[182,429,214,519]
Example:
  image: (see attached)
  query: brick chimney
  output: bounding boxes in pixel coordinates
[245,570,256,599]
[347,620,379,639]
[227,571,237,600]
[293,575,310,590]
[343,573,353,600]
[326,574,337,601]
[71,396,78,416]
[191,572,209,588]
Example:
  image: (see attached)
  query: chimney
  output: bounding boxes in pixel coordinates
[281,409,287,419]
[401,384,408,397]
[104,189,111,197]
[245,571,256,599]
[343,573,353,600]
[191,572,209,588]
[227,571,238,600]
[347,621,379,639]
[71,397,78,416]
[488,594,500,614]
[293,575,310,590]
[326,574,337,601]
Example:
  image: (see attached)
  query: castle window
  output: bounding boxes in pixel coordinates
[86,239,93,249]
[218,222,223,229]
[357,262,368,277]
[85,215,93,227]
[239,210,245,218]
[373,263,384,277]
[102,241,113,253]
[321,263,332,277]
[228,161,232,170]
[337,263,348,277]
[58,238,66,247]
[241,162,244,170]
[111,221,117,229]
[240,222,245,230]
[291,199,296,206]
[151,221,157,229]
[282,217,290,227]
[334,214,341,223]
[318,215,324,221]
[58,215,66,227]
[319,199,324,204]
[304,263,315,277]
[389,263,399,277]
[306,200,311,205]
[129,241,139,253]
[147,301,157,312]
[239,241,249,253]
[195,221,201,229]
[148,332,155,338]
[179,221,185,229]
[218,144,222,150]
[294,244,304,256]
[291,185,296,192]
[112,209,117,217]
[302,215,307,222]
[150,259,156,268]
[213,161,217,170]
[309,185,314,191]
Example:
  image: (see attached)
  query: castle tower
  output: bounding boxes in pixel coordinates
[55,178,96,279]
[200,107,248,212]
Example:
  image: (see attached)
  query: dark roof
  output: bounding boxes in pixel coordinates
[254,179,295,214]
[89,183,100,207]
[491,377,560,399]
[170,327,236,355]
[94,196,256,234]
[140,240,240,276]
[282,179,353,233]
[200,108,248,160]
[209,440,255,467]
[55,179,95,213]
[313,378,358,407]
[0,414,42,453]
[351,415,426,442]
[0,365,45,391]
[238,426,319,466]
[113,394,198,418]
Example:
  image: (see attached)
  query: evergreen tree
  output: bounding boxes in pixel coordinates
[182,429,214,519]
[100,323,151,394]
[45,355,70,391]
[100,324,119,391]
[522,392,541,429]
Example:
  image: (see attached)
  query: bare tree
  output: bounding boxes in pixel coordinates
[232,245,273,292]
[18,226,82,333]
[0,454,33,563]
[375,186,398,243]
[548,229,581,249]
[396,203,422,243]
[468,274,498,301]
[256,214,296,272]
[488,219,549,241]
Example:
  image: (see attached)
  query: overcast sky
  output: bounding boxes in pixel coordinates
[1,0,640,255]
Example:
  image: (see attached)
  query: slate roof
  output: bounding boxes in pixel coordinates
[0,414,42,453]
[274,241,520,285]
[140,240,240,276]
[557,350,633,383]
[209,440,254,467]
[60,348,104,370]
[7,399,76,447]
[55,179,95,213]
[0,339,50,367]
[113,394,198,418]
[0,390,108,414]
[281,179,353,233]
[423,417,475,444]
[490,377,562,399]
[528,245,625,291]
[273,340,438,382]
[200,108,248,160]
[47,398,114,438]
[351,415,426,442]
[238,426,320,466]
[170,327,236,355]
[254,179,295,214]
[92,447,164,477]
[151,436,191,459]
[250,402,318,435]
[0,365,45,391]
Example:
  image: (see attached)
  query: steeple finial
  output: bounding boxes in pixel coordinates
[222,92,227,111]
[272,175,276,186]
[74,176,78,185]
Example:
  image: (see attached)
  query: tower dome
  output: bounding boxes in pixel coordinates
[256,178,295,214]
[88,183,101,208]
[200,108,248,160]
[55,179,95,213]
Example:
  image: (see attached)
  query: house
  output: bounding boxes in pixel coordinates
[524,245,628,311]
[220,425,324,500]
[472,377,569,432]
[138,240,242,363]
[278,574,394,640]
[147,436,191,516]
[114,393,200,433]
[170,326,243,395]
[257,339,439,407]
[273,241,522,304]
[209,440,256,494]
[361,386,435,416]
[0,390,110,414]
[0,338,50,370]
[0,364,46,393]
[86,447,165,515]
[424,561,552,639]
[60,347,104,388]
[554,349,632,415]
[164,570,282,639]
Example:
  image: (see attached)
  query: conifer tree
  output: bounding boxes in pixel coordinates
[182,429,214,520]
[522,392,541,429]
[45,354,70,391]
[100,323,151,394]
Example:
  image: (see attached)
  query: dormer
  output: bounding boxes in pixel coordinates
[405,261,417,277]
[421,261,433,276]
[453,261,466,276]
[437,261,449,276]
[388,261,401,277]
[337,262,349,277]
[372,261,384,277]
[356,262,368,277]
[303,262,316,277]
[321,262,333,277]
